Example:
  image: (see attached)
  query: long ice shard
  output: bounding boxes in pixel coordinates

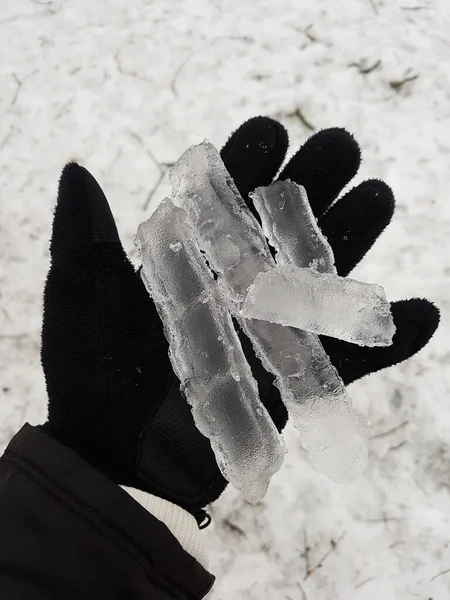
[170,141,369,482]
[242,265,396,347]
[136,198,285,503]
[250,181,336,272]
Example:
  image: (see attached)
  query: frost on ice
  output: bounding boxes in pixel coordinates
[242,265,396,347]
[169,140,371,483]
[136,198,285,503]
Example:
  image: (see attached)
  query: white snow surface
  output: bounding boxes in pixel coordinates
[0,0,449,598]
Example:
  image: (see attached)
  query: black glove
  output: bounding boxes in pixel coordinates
[41,117,439,521]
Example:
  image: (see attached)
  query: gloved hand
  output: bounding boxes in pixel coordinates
[40,117,439,522]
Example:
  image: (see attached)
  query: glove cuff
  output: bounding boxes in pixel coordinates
[121,486,208,569]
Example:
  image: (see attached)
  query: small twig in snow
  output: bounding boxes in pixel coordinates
[114,51,151,83]
[368,0,379,14]
[401,5,430,11]
[349,59,382,75]
[55,96,74,120]
[171,53,194,98]
[222,518,246,538]
[286,108,316,132]
[297,581,308,600]
[9,71,38,107]
[356,576,378,589]
[389,73,419,92]
[304,25,318,43]
[371,420,409,438]
[300,528,311,578]
[10,74,22,105]
[143,170,169,211]
[128,130,174,210]
[390,541,405,549]
[304,532,346,580]
[2,308,12,323]
[0,127,15,152]
[430,567,450,583]
[358,512,405,528]
[387,440,408,453]
[0,7,56,25]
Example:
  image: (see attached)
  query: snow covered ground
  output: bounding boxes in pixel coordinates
[1,0,449,597]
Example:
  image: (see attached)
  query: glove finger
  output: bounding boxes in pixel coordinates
[50,163,124,267]
[221,116,288,216]
[47,164,162,343]
[49,163,165,348]
[318,179,395,276]
[278,128,361,218]
[43,164,170,432]
[321,298,440,385]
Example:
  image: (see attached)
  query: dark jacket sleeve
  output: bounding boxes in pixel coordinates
[0,424,214,599]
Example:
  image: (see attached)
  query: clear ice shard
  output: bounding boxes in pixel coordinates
[242,265,396,347]
[136,198,285,503]
[249,180,395,346]
[169,140,370,482]
[250,181,336,272]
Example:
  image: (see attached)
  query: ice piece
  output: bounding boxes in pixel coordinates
[170,140,370,481]
[170,141,271,307]
[250,181,336,273]
[136,198,285,503]
[249,180,395,346]
[242,265,396,347]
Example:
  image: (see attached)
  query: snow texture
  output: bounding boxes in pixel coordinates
[1,0,449,598]
[136,198,285,503]
[242,265,396,347]
[170,141,369,482]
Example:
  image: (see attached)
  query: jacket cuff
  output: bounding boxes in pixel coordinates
[3,424,214,599]
[121,486,208,569]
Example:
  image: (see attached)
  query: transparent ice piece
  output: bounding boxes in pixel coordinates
[170,140,369,481]
[136,198,285,503]
[250,181,336,273]
[242,265,396,347]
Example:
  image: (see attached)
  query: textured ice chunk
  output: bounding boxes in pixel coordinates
[242,265,396,347]
[170,140,370,481]
[170,140,270,306]
[287,386,369,481]
[235,319,369,481]
[250,181,336,273]
[136,198,285,503]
